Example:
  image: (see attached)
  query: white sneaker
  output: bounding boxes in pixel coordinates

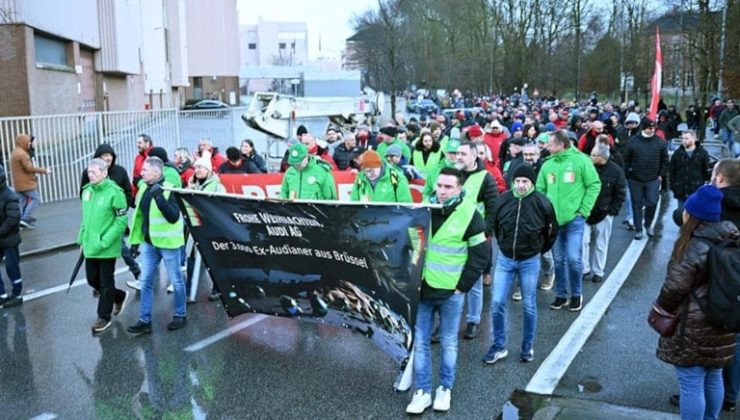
[433,386,451,411]
[126,280,142,291]
[406,389,432,414]
[511,287,522,301]
[166,283,174,293]
[540,274,555,290]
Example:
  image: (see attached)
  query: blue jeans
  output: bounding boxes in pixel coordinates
[414,293,465,393]
[723,334,740,404]
[675,365,724,420]
[722,128,734,146]
[138,242,186,323]
[553,216,585,299]
[490,254,540,357]
[17,189,40,222]
[466,277,483,324]
[624,186,634,222]
[0,247,21,296]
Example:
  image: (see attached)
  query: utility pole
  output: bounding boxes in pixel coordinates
[716,1,727,99]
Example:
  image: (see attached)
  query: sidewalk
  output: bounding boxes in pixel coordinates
[19,199,80,257]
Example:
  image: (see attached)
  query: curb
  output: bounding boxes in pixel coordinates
[20,241,77,259]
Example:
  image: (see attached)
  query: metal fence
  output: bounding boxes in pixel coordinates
[0,107,256,204]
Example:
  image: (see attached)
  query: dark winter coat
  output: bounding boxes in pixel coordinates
[720,185,740,229]
[622,133,668,182]
[333,143,365,171]
[492,188,557,260]
[656,221,739,368]
[79,144,134,208]
[0,167,21,248]
[587,160,626,225]
[669,146,711,200]
[242,151,268,173]
[218,159,260,174]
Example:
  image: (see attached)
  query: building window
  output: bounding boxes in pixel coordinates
[34,33,71,69]
[248,43,257,50]
[278,42,286,49]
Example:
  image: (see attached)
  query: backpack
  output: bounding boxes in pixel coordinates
[691,239,740,332]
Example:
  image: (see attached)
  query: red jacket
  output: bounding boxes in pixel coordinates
[483,132,507,168]
[482,159,507,193]
[578,129,615,153]
[131,146,152,197]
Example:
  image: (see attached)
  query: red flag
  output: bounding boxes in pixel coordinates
[648,27,663,120]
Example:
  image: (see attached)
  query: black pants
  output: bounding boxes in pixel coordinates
[628,178,660,232]
[86,258,125,320]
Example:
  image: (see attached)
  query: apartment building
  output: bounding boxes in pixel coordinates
[0,0,239,116]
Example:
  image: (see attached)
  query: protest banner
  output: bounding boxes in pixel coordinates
[175,189,431,365]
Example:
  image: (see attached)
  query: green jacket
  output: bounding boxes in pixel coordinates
[376,138,411,160]
[77,178,128,258]
[350,164,412,203]
[423,158,456,199]
[280,156,337,200]
[536,146,601,226]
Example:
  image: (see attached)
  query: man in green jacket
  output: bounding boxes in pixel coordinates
[78,158,129,333]
[280,143,337,200]
[423,139,460,199]
[536,130,601,312]
[376,126,411,162]
[350,150,412,203]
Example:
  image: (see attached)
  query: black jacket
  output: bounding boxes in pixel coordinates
[218,159,260,174]
[242,152,268,173]
[669,146,711,199]
[588,160,627,225]
[720,185,740,229]
[333,143,365,171]
[0,168,21,248]
[461,159,499,236]
[80,144,134,207]
[622,133,668,182]
[421,199,489,301]
[492,189,557,260]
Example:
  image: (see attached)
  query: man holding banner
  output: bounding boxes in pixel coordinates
[407,167,489,414]
[280,143,337,200]
[126,157,187,335]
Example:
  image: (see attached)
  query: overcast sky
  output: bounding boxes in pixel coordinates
[237,0,379,59]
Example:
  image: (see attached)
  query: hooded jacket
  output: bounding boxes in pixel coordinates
[80,144,134,207]
[656,221,739,368]
[279,156,337,200]
[536,146,602,226]
[0,167,21,248]
[10,134,47,192]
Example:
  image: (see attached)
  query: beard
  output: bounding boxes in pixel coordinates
[454,162,466,171]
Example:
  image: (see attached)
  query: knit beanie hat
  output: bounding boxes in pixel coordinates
[194,156,212,172]
[511,164,537,183]
[466,124,483,138]
[684,185,723,222]
[511,122,524,133]
[386,145,403,157]
[148,146,169,163]
[625,112,640,125]
[359,150,382,169]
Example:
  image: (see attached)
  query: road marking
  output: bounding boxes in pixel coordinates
[184,314,268,352]
[22,267,131,302]
[525,201,660,395]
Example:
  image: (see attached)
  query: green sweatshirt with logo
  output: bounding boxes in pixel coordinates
[78,178,128,258]
[535,146,601,226]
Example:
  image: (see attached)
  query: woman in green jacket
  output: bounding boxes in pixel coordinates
[78,158,129,334]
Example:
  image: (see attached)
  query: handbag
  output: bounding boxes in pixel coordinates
[647,302,679,337]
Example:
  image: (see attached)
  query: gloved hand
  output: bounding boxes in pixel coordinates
[130,244,140,258]
[149,183,163,198]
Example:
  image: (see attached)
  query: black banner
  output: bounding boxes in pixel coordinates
[175,191,431,364]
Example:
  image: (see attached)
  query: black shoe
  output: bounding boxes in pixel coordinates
[431,325,440,343]
[669,394,679,407]
[592,275,603,283]
[167,316,187,331]
[569,296,583,311]
[127,321,152,335]
[549,297,569,310]
[91,318,112,334]
[583,271,592,280]
[3,295,23,308]
[724,400,737,412]
[131,269,141,280]
[646,226,655,237]
[92,289,100,298]
[0,295,7,306]
[463,322,479,339]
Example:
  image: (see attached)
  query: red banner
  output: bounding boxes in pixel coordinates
[648,27,663,121]
[220,172,427,203]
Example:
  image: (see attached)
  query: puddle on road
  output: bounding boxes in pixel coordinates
[577,376,603,394]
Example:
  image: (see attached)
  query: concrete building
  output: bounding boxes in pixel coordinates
[185,0,240,105]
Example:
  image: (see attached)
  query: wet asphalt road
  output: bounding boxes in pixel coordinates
[0,198,696,419]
